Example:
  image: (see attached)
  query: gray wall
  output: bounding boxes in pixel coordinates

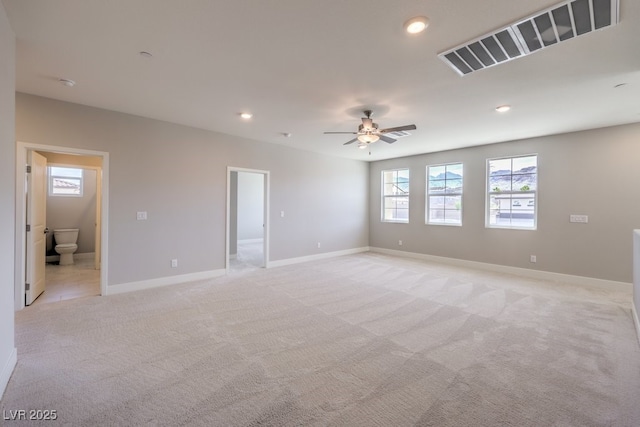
[45,167,97,254]
[0,1,15,397]
[237,172,264,241]
[634,230,640,323]
[16,93,369,286]
[370,123,640,283]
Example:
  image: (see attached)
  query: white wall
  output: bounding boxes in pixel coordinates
[0,1,16,398]
[15,93,369,287]
[237,172,264,241]
[370,123,640,283]
[46,167,97,254]
[633,230,640,342]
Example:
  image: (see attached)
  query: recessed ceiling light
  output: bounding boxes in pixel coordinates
[58,78,76,87]
[495,105,511,113]
[239,112,253,119]
[282,132,292,138]
[139,51,153,58]
[614,83,627,88]
[404,16,429,34]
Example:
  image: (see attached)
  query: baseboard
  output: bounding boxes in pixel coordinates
[107,269,226,296]
[0,347,17,399]
[269,247,370,268]
[369,247,632,293]
[75,252,95,260]
[46,252,94,263]
[633,303,640,347]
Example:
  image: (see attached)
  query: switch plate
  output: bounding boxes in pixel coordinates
[171,259,178,268]
[570,214,588,223]
[530,255,537,263]
[280,211,285,218]
[136,211,147,220]
[398,240,403,246]
[317,242,321,248]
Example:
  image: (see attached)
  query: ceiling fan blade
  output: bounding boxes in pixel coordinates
[379,124,417,133]
[362,118,373,129]
[324,131,358,134]
[343,138,358,145]
[379,134,397,144]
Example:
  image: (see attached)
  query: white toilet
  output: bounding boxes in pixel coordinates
[53,229,79,265]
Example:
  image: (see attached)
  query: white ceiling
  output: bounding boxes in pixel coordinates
[4,0,640,161]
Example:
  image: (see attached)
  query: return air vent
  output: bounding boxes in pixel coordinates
[386,130,412,138]
[438,0,619,76]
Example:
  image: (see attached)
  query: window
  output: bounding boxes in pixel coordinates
[426,163,463,225]
[382,169,409,222]
[487,155,537,229]
[49,166,83,196]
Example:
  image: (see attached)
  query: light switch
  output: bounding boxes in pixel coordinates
[137,211,147,220]
[569,214,588,223]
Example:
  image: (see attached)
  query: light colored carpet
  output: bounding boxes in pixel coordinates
[2,252,639,426]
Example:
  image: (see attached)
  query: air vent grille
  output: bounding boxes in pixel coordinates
[386,130,412,138]
[438,0,619,76]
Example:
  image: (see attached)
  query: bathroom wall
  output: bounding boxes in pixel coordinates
[237,172,264,241]
[45,166,97,255]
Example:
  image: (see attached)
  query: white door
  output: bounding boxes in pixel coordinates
[26,151,47,305]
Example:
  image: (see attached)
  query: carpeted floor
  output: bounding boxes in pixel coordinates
[2,252,640,426]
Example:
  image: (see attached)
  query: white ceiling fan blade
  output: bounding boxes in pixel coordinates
[343,138,358,145]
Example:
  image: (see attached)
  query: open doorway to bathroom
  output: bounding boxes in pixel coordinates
[15,142,109,310]
[226,167,270,272]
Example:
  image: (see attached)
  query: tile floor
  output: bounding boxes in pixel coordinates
[31,256,100,306]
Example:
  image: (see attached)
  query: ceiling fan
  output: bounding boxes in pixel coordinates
[324,110,416,148]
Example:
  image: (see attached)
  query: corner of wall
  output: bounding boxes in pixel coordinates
[0,347,17,399]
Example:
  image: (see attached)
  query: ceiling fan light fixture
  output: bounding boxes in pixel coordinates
[239,112,253,119]
[358,141,368,149]
[404,16,429,34]
[357,133,380,144]
[495,105,511,113]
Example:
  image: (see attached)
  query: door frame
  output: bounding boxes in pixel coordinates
[226,167,270,271]
[15,141,110,310]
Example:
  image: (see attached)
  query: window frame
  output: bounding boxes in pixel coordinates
[381,168,410,223]
[48,165,84,197]
[426,162,463,226]
[485,154,538,230]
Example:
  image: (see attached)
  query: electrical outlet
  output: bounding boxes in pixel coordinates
[530,255,537,263]
[171,259,178,268]
[317,242,321,249]
[398,240,403,246]
[280,211,285,218]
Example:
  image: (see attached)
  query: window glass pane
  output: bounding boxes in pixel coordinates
[49,166,83,196]
[429,196,445,208]
[446,178,462,192]
[428,165,446,179]
[444,209,461,222]
[52,177,82,195]
[50,166,83,178]
[429,179,445,192]
[489,158,512,175]
[397,169,409,181]
[445,195,462,209]
[446,163,463,177]
[429,209,445,222]
[512,155,537,173]
[513,173,536,191]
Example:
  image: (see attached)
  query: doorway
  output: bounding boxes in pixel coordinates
[15,142,109,310]
[226,167,269,272]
